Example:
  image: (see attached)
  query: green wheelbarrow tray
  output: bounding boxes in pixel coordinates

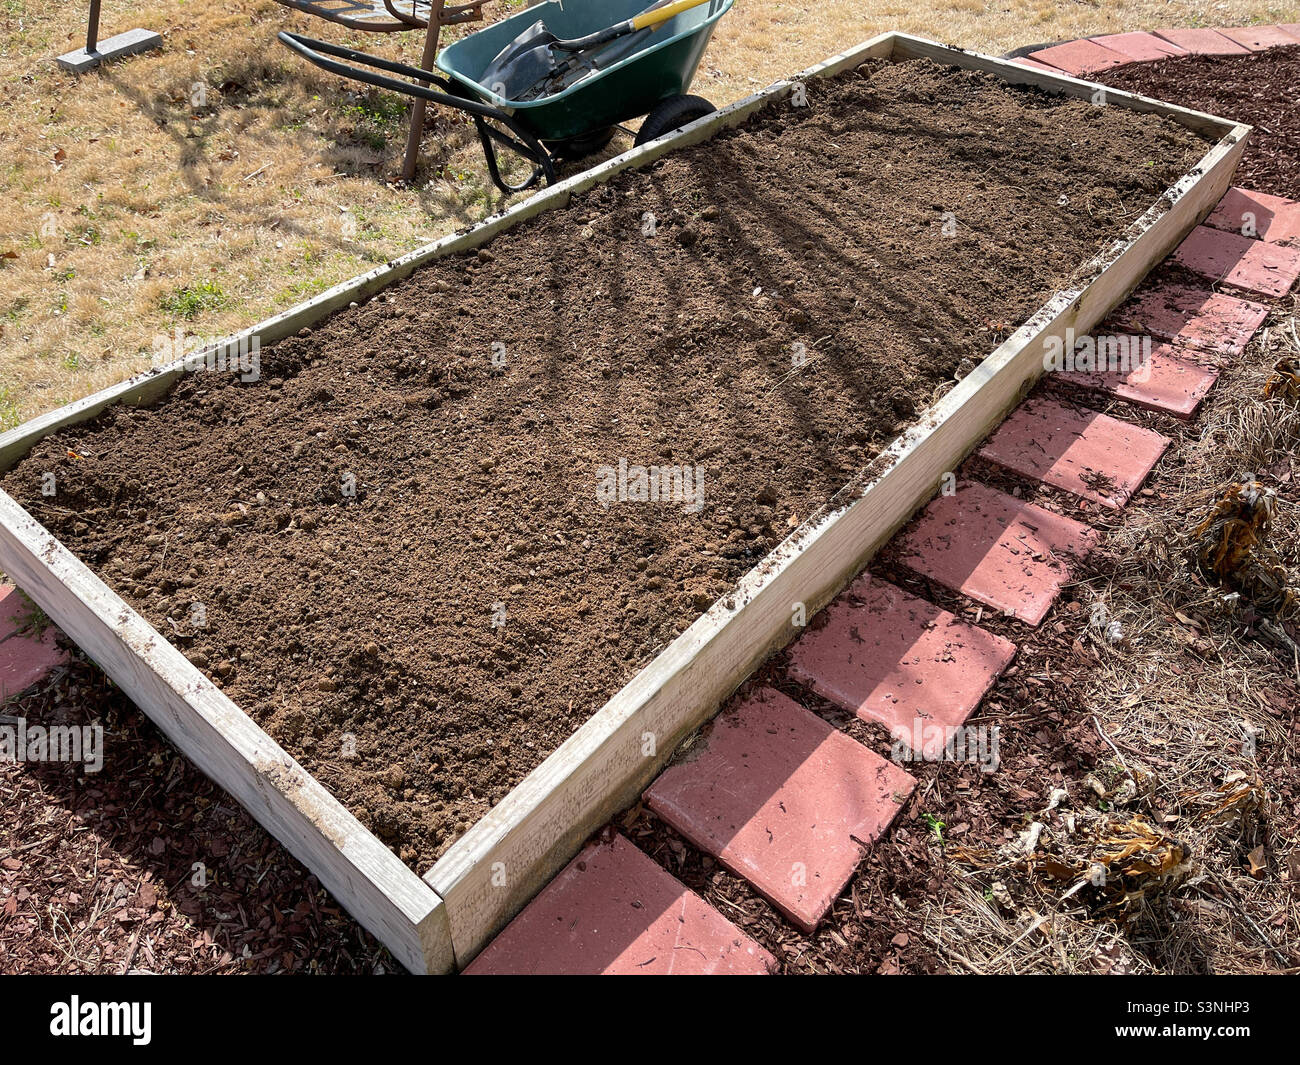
[277,0,732,194]
[438,0,732,142]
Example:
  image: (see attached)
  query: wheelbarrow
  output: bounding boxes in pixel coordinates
[278,0,734,193]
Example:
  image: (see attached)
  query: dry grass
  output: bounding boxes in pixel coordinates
[914,311,1300,975]
[0,0,1292,428]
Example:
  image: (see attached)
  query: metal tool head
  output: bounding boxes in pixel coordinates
[480,20,564,102]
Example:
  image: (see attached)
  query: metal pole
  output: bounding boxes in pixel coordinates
[86,0,102,53]
[400,1,445,183]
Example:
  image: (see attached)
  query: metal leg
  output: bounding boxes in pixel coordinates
[57,0,160,72]
[86,0,102,52]
[400,0,445,183]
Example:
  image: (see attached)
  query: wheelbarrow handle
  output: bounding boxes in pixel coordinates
[279,31,492,117]
[277,32,556,192]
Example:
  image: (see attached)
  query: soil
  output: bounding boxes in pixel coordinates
[1,58,1207,872]
[1097,45,1300,200]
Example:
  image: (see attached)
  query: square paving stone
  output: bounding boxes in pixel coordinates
[1217,25,1300,50]
[1153,28,1251,55]
[1088,32,1188,62]
[1173,225,1300,298]
[788,574,1016,755]
[1057,341,1219,419]
[977,397,1169,508]
[645,687,915,934]
[1028,39,1128,75]
[1009,56,1059,72]
[1103,282,1267,357]
[464,833,776,975]
[1205,187,1300,246]
[0,585,66,700]
[894,481,1099,626]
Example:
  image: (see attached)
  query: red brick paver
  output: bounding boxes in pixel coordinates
[1173,225,1300,298]
[645,687,915,934]
[1104,282,1267,357]
[1153,28,1252,55]
[977,397,1169,508]
[0,585,66,701]
[1028,39,1129,75]
[1205,187,1300,246]
[1217,25,1300,51]
[894,481,1099,626]
[788,575,1015,755]
[1009,56,1059,73]
[1058,341,1219,419]
[464,834,776,975]
[1088,32,1188,62]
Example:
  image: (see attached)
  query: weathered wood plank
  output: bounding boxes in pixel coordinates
[0,490,452,974]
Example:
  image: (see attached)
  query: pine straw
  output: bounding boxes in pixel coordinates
[912,303,1300,975]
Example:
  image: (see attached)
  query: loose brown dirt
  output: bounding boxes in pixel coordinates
[1,58,1207,871]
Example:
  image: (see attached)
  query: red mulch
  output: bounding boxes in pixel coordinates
[0,654,394,974]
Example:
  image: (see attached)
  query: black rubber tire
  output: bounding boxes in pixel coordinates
[546,125,617,160]
[634,94,716,147]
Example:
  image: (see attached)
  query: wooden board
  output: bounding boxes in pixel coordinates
[0,32,1247,972]
[0,490,452,973]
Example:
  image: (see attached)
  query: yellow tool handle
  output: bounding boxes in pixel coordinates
[631,0,712,31]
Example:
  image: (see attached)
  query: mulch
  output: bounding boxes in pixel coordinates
[0,655,394,974]
[1097,45,1300,200]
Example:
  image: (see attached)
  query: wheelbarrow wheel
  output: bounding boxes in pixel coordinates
[546,125,617,161]
[634,94,716,147]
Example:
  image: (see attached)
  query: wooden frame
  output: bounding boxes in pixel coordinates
[0,33,1247,972]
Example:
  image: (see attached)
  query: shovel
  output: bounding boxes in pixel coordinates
[481,0,714,101]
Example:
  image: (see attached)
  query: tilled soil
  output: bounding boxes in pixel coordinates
[1,58,1207,871]
[1098,45,1300,200]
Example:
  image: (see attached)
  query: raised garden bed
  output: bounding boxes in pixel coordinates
[0,34,1247,971]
